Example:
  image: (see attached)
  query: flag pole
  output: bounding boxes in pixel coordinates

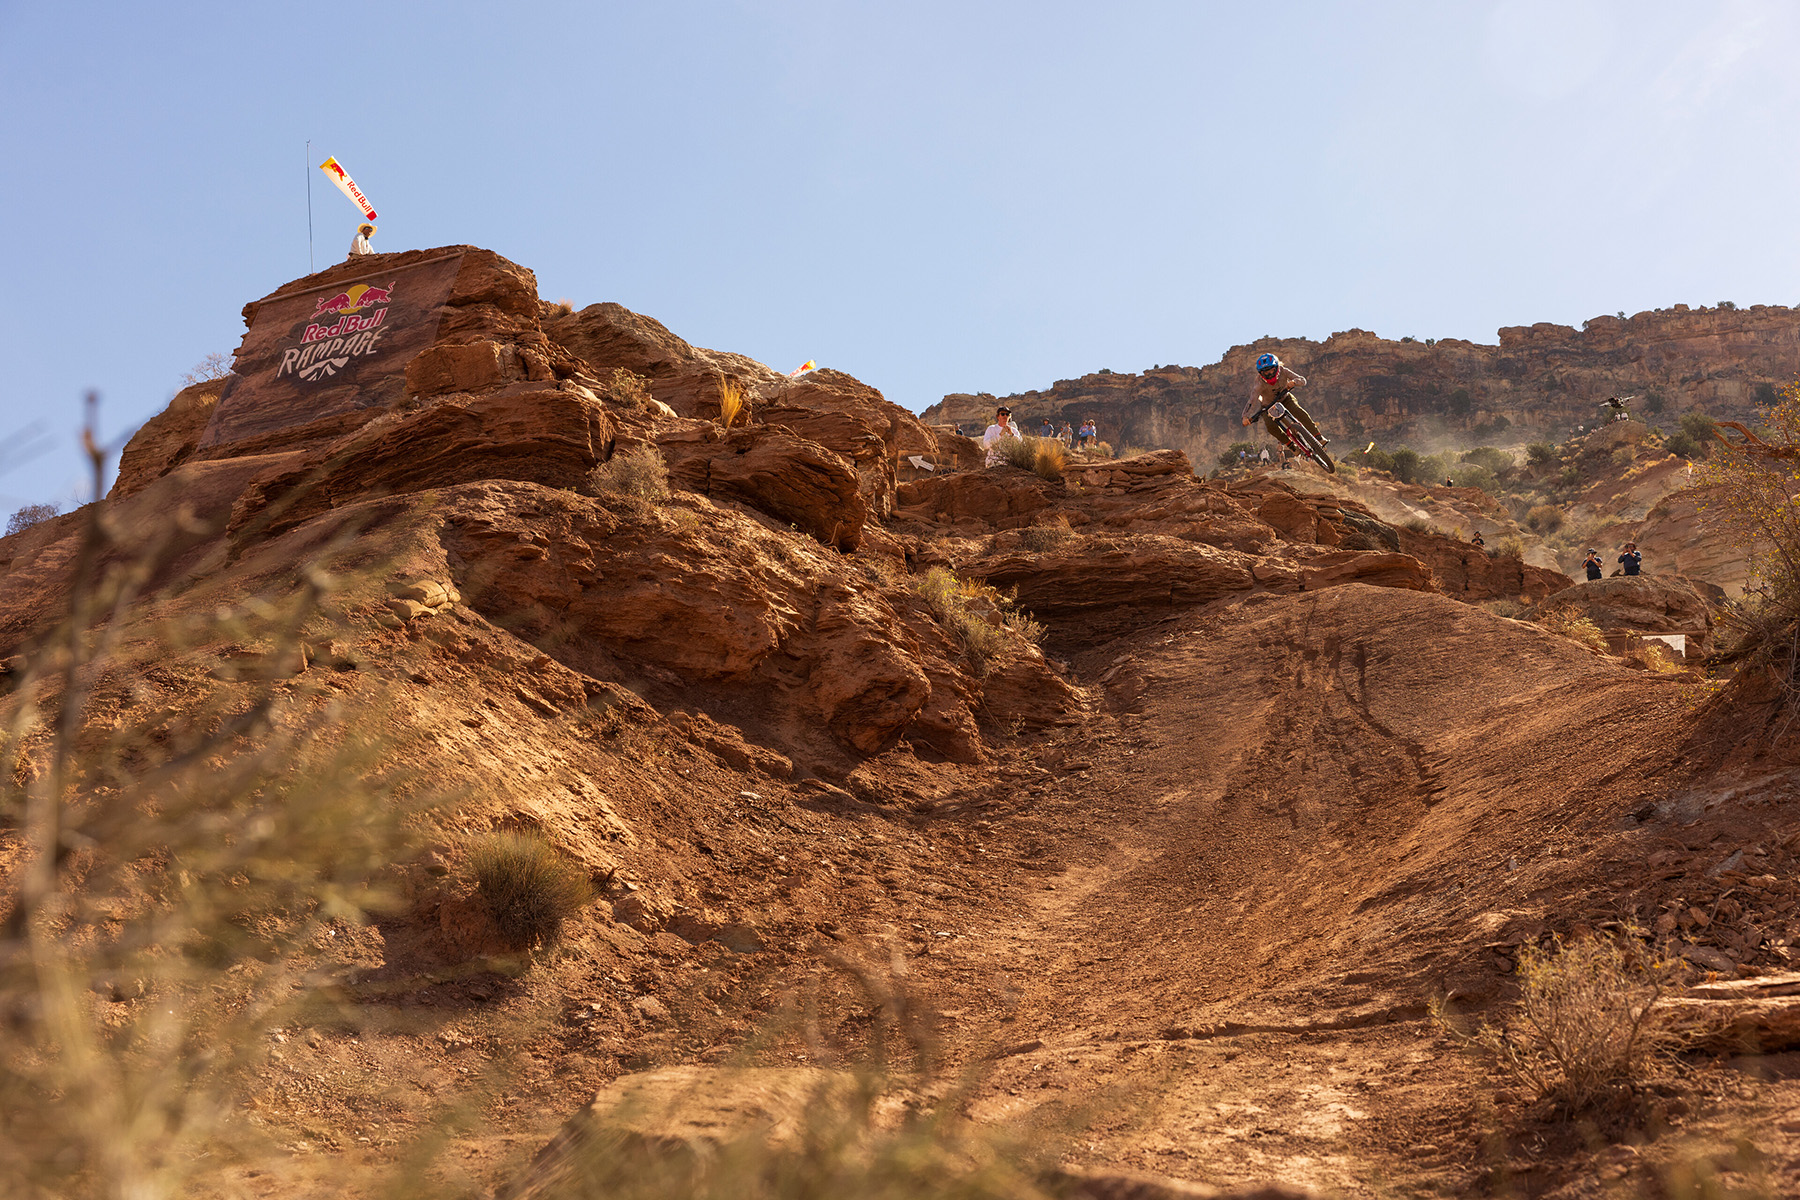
[306,139,314,272]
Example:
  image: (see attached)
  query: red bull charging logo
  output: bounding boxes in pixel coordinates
[279,280,398,381]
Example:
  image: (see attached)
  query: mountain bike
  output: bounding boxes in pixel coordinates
[1251,392,1335,473]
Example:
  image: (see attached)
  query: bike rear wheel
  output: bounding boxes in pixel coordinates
[1280,416,1336,473]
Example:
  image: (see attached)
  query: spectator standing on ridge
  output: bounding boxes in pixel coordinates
[983,406,1022,467]
[1583,549,1603,580]
[1471,531,1485,548]
[1058,422,1074,447]
[349,222,376,257]
[1618,542,1643,576]
[1039,417,1056,438]
[1259,448,1270,464]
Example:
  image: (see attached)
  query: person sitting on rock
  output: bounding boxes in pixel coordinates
[1241,353,1327,446]
[1584,549,1603,581]
[983,405,1022,467]
[349,222,376,257]
[1618,542,1642,576]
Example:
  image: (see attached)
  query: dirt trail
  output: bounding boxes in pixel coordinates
[899,585,1778,1195]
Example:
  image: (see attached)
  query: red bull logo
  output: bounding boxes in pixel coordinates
[302,281,396,343]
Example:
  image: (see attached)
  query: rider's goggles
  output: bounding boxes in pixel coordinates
[1259,368,1280,381]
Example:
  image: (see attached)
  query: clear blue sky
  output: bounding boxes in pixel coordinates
[2,1,1796,512]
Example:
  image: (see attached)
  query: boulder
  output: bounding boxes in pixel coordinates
[1526,573,1718,654]
[658,422,867,551]
[228,384,613,536]
[963,537,1259,623]
[893,467,1060,531]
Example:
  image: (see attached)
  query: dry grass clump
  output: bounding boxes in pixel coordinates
[1030,438,1067,481]
[552,297,577,316]
[468,831,593,948]
[591,447,672,514]
[1015,516,1076,553]
[1536,604,1609,652]
[1635,641,1687,674]
[1402,516,1440,535]
[1526,504,1565,533]
[718,377,749,429]
[601,367,654,410]
[1482,598,1526,619]
[1436,934,1674,1114]
[912,567,1047,671]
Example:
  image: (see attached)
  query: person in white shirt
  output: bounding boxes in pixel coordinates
[983,405,1022,467]
[349,222,377,257]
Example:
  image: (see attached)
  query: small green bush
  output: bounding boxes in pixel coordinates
[1461,446,1513,474]
[1527,441,1557,467]
[1217,441,1257,468]
[1491,535,1527,560]
[1678,411,1717,457]
[468,831,593,949]
[1536,604,1607,651]
[913,567,1017,674]
[992,434,1038,472]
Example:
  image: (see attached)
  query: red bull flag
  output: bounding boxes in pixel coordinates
[787,360,817,377]
[319,156,378,222]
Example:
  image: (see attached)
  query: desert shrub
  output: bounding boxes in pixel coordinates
[1482,598,1526,618]
[1536,604,1607,651]
[1402,516,1437,534]
[1678,411,1717,458]
[718,377,748,428]
[1526,504,1564,533]
[991,433,1038,472]
[1527,441,1558,467]
[1645,391,1666,414]
[1389,447,1423,483]
[1016,516,1075,553]
[1695,383,1800,711]
[467,831,593,948]
[1560,465,1582,487]
[1091,440,1114,458]
[1636,642,1686,674]
[601,367,654,409]
[1360,447,1395,474]
[0,497,431,1198]
[1217,441,1257,468]
[180,351,233,385]
[1611,446,1636,468]
[1664,431,1699,459]
[1490,534,1527,561]
[5,502,58,535]
[1756,382,1779,406]
[1447,464,1498,493]
[591,447,671,511]
[1436,935,1673,1113]
[552,297,576,316]
[1462,446,1513,474]
[912,567,1020,674]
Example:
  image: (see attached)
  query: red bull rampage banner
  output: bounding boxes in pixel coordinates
[200,252,464,449]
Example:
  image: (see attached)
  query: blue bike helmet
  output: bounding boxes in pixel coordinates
[1255,352,1280,378]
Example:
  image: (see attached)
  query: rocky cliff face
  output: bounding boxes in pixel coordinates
[924,304,1800,464]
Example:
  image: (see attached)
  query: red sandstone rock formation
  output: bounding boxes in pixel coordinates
[925,304,1800,468]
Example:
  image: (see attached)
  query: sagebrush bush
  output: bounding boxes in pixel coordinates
[602,367,654,409]
[468,832,593,948]
[1437,935,1673,1113]
[991,434,1038,472]
[1491,535,1526,560]
[592,447,672,511]
[1016,517,1075,553]
[1526,504,1564,533]
[1031,437,1067,481]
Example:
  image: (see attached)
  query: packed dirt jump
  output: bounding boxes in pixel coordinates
[3,246,1799,1199]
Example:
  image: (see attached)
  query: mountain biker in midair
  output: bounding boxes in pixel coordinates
[1241,352,1328,448]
